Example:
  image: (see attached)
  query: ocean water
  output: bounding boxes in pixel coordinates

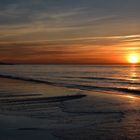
[0,65,140,95]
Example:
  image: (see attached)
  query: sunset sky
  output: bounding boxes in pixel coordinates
[0,0,140,64]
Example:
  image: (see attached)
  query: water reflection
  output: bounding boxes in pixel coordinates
[129,65,138,82]
[127,65,139,91]
[125,95,136,99]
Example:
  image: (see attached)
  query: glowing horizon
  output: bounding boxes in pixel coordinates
[0,0,140,64]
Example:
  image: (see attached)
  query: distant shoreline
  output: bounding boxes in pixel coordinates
[0,63,139,66]
[0,62,15,65]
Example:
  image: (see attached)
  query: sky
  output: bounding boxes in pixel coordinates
[0,0,140,64]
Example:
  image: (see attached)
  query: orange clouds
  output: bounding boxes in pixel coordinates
[0,34,139,64]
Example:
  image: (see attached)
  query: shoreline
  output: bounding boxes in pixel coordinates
[0,74,140,139]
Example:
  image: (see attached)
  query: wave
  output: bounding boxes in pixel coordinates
[65,76,140,85]
[0,74,55,85]
[65,76,117,81]
[65,84,140,95]
[0,74,140,95]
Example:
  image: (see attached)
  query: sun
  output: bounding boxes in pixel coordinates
[128,54,139,64]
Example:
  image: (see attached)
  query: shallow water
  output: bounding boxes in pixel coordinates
[0,65,140,94]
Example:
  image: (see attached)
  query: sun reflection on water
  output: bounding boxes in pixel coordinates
[125,95,136,99]
[129,65,138,81]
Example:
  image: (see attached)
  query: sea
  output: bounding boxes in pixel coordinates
[0,65,140,95]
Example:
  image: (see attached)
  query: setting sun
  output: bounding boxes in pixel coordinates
[128,54,139,64]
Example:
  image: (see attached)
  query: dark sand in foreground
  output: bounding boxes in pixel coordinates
[0,78,140,140]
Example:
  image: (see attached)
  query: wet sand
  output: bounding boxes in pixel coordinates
[0,78,140,140]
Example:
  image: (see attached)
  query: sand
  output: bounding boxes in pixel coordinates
[0,78,140,139]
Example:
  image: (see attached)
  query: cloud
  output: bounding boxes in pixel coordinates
[0,0,139,40]
[0,0,140,63]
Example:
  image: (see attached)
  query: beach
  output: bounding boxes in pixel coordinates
[0,79,140,139]
[0,0,139,139]
[0,65,140,140]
